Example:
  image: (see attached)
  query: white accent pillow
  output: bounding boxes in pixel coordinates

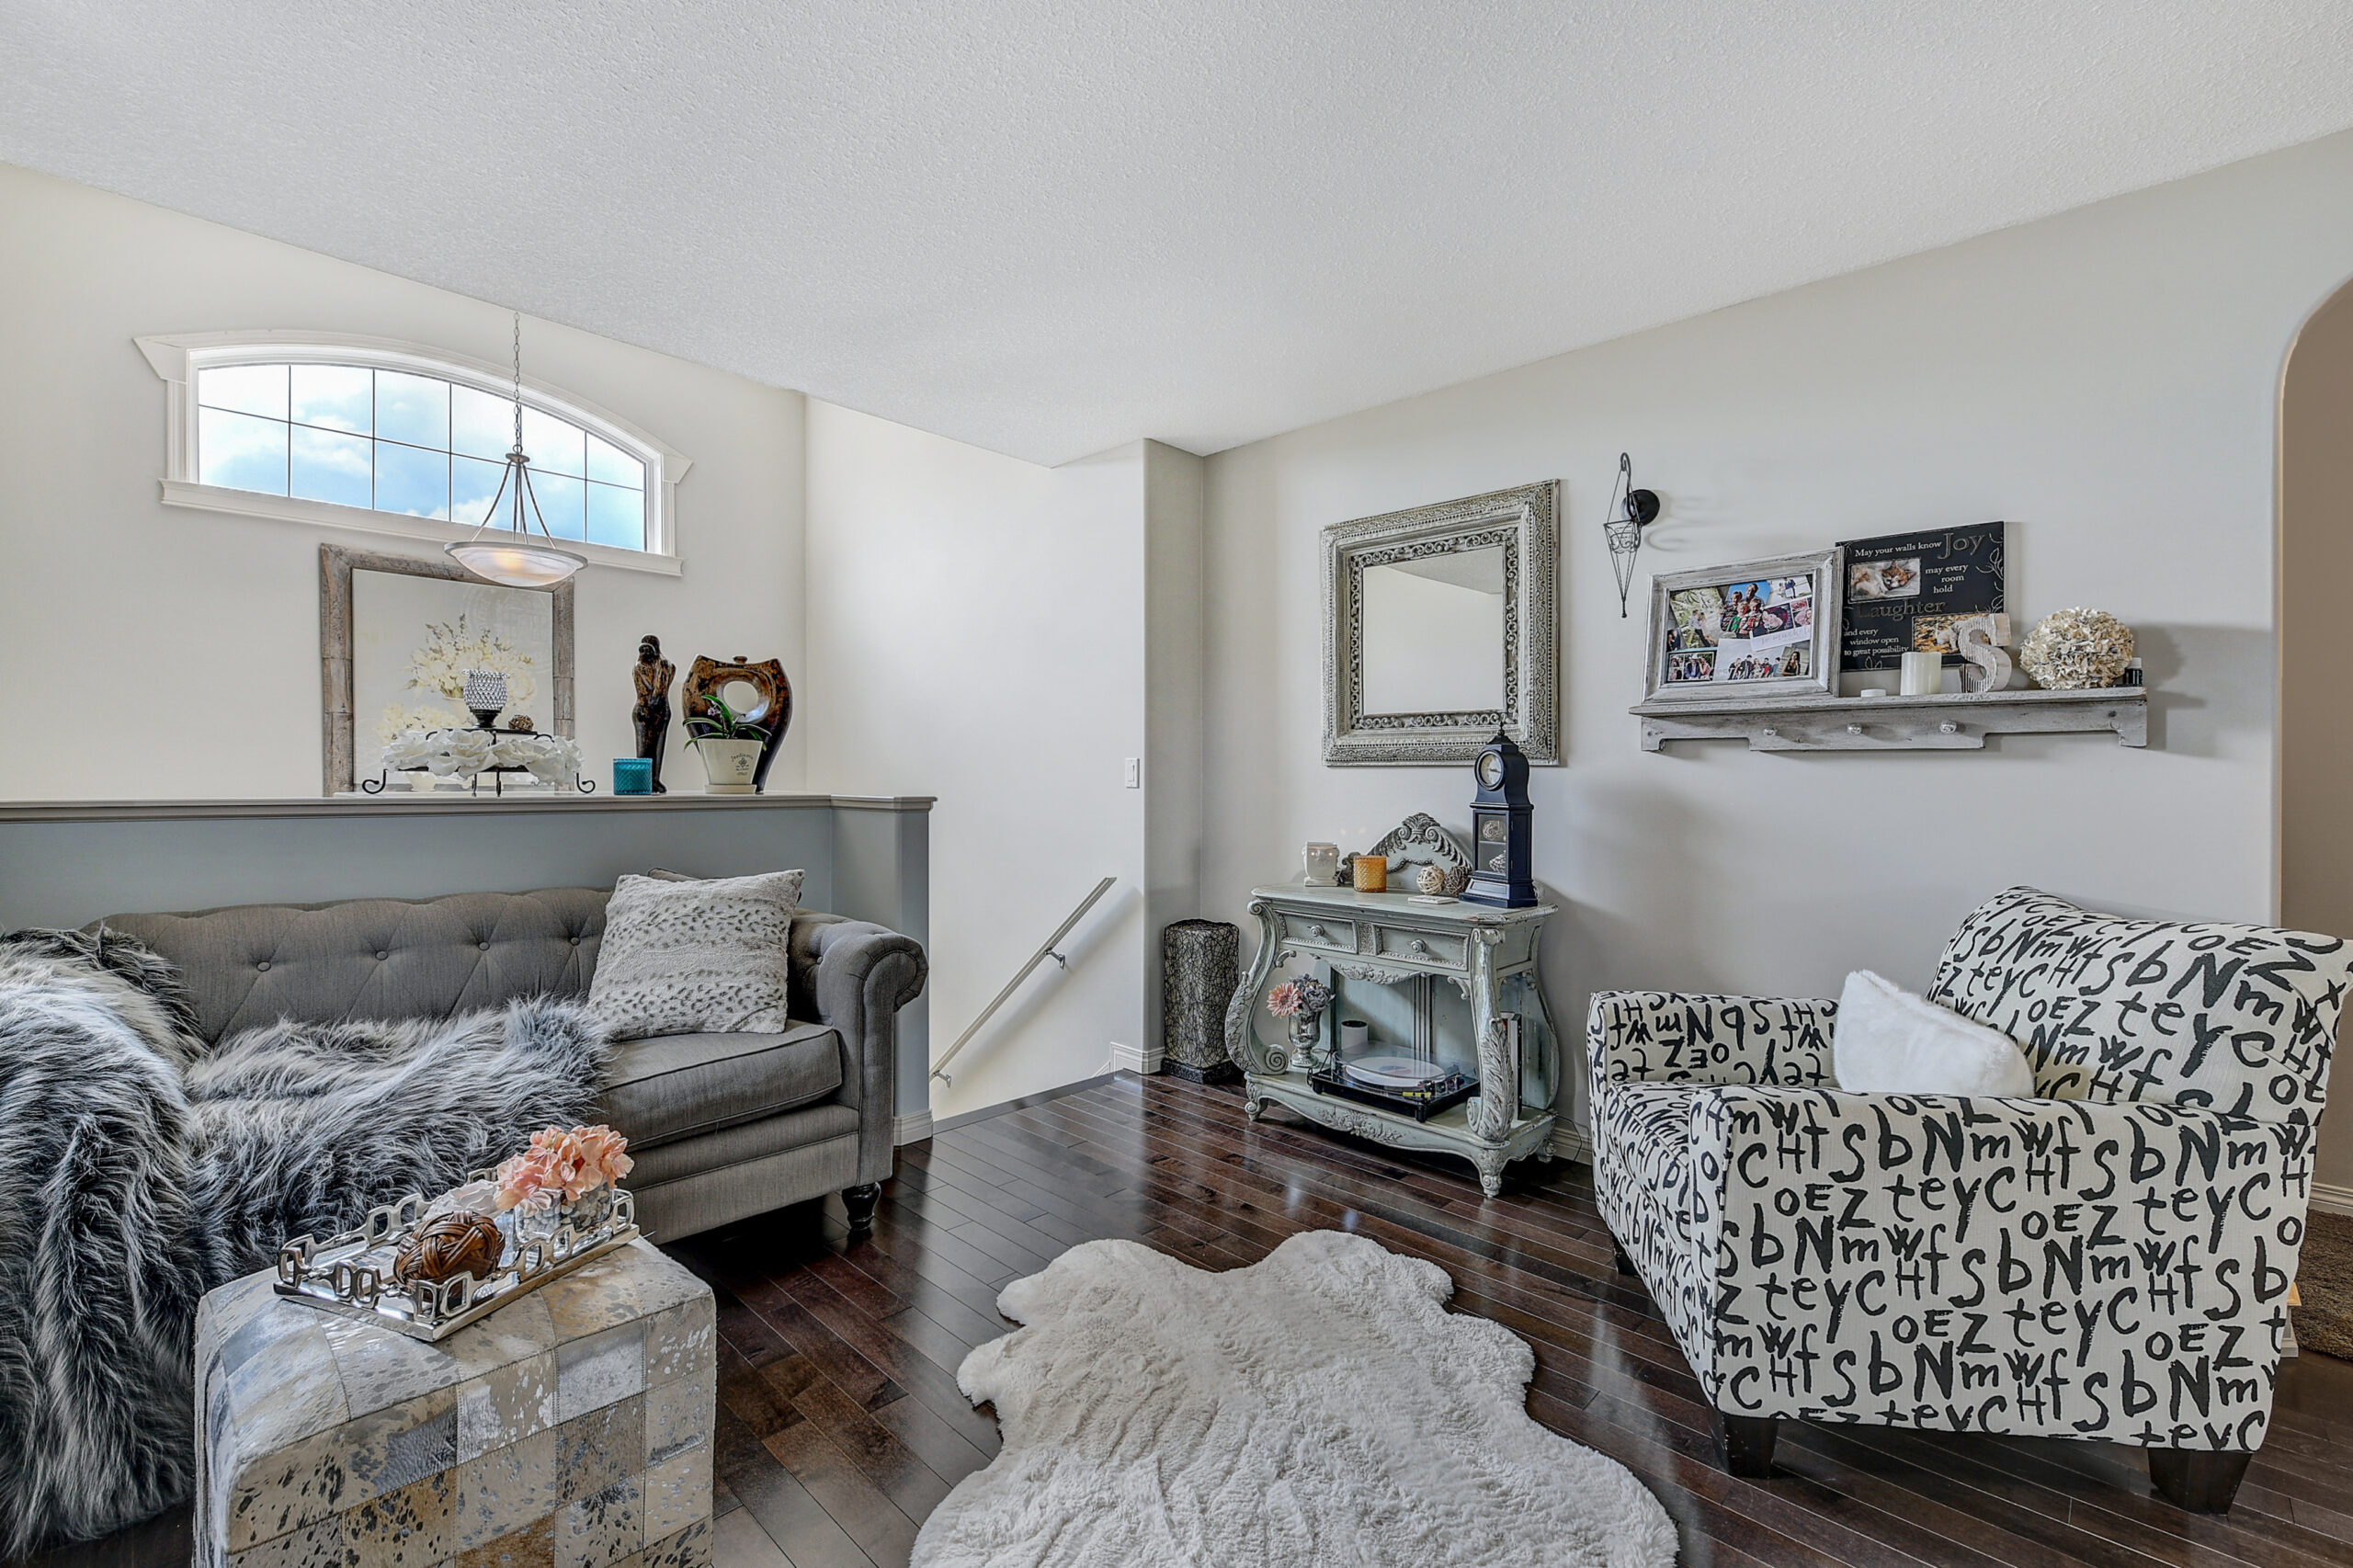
[589,869,804,1040]
[1832,969,2034,1097]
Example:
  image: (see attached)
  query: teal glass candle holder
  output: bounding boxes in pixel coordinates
[613,758,654,796]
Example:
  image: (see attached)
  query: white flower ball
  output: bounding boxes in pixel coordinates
[2020,608,2133,690]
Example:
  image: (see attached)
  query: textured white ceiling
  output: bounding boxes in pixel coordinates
[6,3,2353,464]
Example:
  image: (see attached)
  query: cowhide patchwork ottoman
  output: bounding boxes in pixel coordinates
[194,1239,715,1568]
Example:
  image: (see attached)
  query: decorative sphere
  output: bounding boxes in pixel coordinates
[1415,864,1449,895]
[506,714,535,733]
[392,1210,504,1286]
[2019,608,2133,690]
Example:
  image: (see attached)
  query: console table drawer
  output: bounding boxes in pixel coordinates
[1280,913,1358,955]
[1374,926,1467,970]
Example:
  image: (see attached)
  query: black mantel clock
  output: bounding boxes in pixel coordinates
[1462,731,1537,908]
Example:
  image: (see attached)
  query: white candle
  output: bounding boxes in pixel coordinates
[1900,651,1944,697]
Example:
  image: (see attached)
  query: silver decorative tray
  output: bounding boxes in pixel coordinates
[273,1180,640,1341]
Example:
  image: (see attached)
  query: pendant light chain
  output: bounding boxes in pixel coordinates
[440,307,587,587]
[511,312,524,454]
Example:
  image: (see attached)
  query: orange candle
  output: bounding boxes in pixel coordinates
[1352,855,1388,892]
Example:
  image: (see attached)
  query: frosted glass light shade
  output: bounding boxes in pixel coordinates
[445,538,585,587]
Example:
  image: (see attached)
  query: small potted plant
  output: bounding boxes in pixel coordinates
[688,693,768,794]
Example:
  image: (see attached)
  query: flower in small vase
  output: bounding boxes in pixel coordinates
[574,1124,634,1188]
[1267,976,1332,1019]
[492,1124,635,1210]
[527,1126,596,1200]
[493,1152,558,1212]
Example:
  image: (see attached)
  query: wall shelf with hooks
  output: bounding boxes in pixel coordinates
[1631,687,2146,753]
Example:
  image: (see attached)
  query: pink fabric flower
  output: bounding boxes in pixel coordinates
[493,1152,557,1212]
[491,1124,634,1210]
[574,1124,634,1187]
[529,1127,591,1199]
[1267,976,1331,1019]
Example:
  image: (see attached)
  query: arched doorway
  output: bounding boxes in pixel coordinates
[2279,270,2353,1207]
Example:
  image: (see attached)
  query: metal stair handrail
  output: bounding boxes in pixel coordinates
[929,876,1117,1087]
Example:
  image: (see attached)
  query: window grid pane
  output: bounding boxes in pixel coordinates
[375,439,451,521]
[198,364,288,420]
[290,425,372,509]
[194,360,654,554]
[585,481,646,550]
[198,406,290,494]
[290,365,372,434]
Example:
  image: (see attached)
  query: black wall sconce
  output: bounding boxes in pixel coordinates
[1604,453,1661,618]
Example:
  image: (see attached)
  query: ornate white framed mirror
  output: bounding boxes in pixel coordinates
[1322,481,1559,766]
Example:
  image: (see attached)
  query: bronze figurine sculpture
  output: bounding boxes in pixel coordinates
[631,635,676,792]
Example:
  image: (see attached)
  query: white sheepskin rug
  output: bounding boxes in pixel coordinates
[912,1230,1677,1568]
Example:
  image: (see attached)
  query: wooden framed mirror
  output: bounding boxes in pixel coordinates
[319,544,575,795]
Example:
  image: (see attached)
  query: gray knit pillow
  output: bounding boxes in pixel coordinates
[589,869,804,1040]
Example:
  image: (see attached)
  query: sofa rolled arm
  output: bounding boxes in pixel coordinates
[807,919,929,1186]
[1686,1085,2308,1445]
[1586,990,1835,1091]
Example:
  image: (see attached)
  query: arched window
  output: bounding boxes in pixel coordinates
[138,332,690,574]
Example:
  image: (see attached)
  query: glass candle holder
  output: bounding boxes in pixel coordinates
[1352,855,1388,892]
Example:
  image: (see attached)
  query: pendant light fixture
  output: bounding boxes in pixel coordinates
[446,313,587,588]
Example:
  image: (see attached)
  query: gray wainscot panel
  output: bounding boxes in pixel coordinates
[0,794,932,1014]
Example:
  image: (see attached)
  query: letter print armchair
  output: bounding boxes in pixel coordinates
[1587,886,2348,1513]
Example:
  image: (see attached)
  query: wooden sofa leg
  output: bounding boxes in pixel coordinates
[2148,1449,2251,1513]
[1711,1410,1778,1478]
[842,1183,881,1233]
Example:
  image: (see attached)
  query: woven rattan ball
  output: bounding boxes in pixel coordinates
[392,1210,504,1286]
[1415,863,1449,895]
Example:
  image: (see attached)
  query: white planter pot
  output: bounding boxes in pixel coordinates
[694,737,762,794]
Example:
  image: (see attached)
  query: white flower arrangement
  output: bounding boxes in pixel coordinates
[376,701,466,747]
[381,728,582,788]
[404,616,539,712]
[2019,608,2133,691]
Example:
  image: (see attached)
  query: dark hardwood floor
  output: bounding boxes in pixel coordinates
[677,1071,2353,1568]
[19,1070,2353,1568]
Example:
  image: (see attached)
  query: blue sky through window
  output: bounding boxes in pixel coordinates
[195,362,647,550]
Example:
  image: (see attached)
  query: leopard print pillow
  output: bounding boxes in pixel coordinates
[588,869,804,1040]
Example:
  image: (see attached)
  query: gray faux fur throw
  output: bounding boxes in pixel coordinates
[0,928,611,1555]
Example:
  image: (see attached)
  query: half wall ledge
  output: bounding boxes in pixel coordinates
[0,794,938,822]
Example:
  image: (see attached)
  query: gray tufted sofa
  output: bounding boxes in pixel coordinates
[97,885,927,1242]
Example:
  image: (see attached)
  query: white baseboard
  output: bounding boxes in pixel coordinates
[1109,1041,1164,1075]
[2313,1181,2353,1219]
[892,1109,935,1145]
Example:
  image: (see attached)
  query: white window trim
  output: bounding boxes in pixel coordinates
[137,329,693,577]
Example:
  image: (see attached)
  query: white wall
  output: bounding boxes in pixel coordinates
[1144,439,1209,1056]
[1200,129,2353,1166]
[0,162,805,801]
[802,403,1154,1119]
